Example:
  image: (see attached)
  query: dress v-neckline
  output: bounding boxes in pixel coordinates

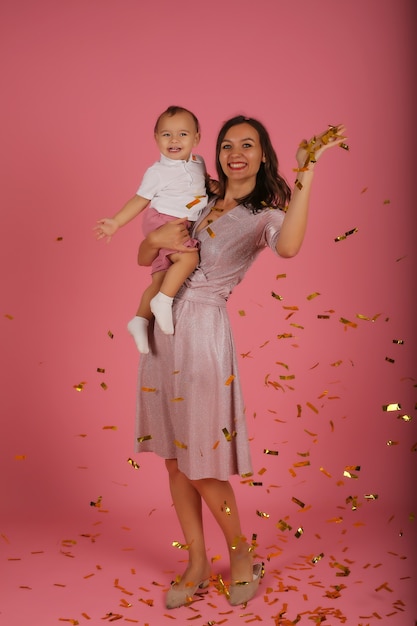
[196,202,239,234]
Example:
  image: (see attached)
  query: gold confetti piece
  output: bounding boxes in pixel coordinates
[277,519,292,532]
[393,339,404,344]
[304,429,317,437]
[141,386,156,392]
[102,425,117,430]
[249,481,263,486]
[306,401,318,414]
[386,440,399,446]
[89,496,102,508]
[171,396,184,402]
[137,434,152,443]
[317,314,330,319]
[332,562,351,577]
[127,458,140,470]
[293,461,310,468]
[346,495,358,510]
[73,381,87,392]
[222,427,233,442]
[294,527,303,538]
[96,367,105,373]
[320,467,332,478]
[186,196,204,210]
[256,510,270,519]
[364,494,379,500]
[56,236,63,241]
[339,317,358,329]
[216,573,230,599]
[207,227,215,238]
[211,554,222,563]
[222,501,231,515]
[334,227,358,242]
[5,313,14,320]
[385,357,395,364]
[280,374,295,380]
[290,323,304,330]
[277,333,294,339]
[264,449,279,455]
[383,403,401,412]
[327,516,343,523]
[238,310,246,316]
[345,464,361,471]
[312,553,325,564]
[271,291,283,300]
[292,497,305,508]
[15,455,26,461]
[306,292,320,300]
[275,361,289,370]
[172,541,190,550]
[398,414,412,422]
[224,375,235,386]
[174,439,188,449]
[107,330,114,339]
[344,470,359,479]
[276,273,287,279]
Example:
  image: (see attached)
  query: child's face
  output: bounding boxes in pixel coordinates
[155,111,200,160]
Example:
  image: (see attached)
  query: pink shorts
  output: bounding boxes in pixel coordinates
[142,207,199,274]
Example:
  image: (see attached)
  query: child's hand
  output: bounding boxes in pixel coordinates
[94,218,119,242]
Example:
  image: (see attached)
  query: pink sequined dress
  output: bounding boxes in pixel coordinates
[135,202,285,480]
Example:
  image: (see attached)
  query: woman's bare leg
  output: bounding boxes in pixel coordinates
[165,459,211,589]
[191,477,253,583]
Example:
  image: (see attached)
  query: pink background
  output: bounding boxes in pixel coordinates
[1,0,416,624]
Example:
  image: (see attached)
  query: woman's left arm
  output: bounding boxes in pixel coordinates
[276,125,347,258]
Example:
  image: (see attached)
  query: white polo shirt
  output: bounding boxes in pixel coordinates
[137,153,208,221]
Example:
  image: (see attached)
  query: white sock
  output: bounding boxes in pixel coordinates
[127,316,149,354]
[150,292,174,335]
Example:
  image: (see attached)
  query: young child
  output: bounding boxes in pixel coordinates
[95,106,208,353]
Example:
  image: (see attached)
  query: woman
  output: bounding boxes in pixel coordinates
[135,115,346,609]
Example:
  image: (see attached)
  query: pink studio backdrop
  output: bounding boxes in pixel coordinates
[1,1,416,624]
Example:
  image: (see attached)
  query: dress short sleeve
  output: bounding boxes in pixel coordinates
[258,208,285,256]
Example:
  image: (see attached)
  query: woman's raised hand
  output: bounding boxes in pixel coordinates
[295,124,348,171]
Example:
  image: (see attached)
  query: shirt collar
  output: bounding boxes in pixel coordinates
[159,153,197,166]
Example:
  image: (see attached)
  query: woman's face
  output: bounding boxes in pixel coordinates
[218,122,265,186]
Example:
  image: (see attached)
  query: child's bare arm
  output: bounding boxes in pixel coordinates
[94,195,150,242]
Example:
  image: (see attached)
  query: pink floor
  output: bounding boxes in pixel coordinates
[2,476,415,625]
